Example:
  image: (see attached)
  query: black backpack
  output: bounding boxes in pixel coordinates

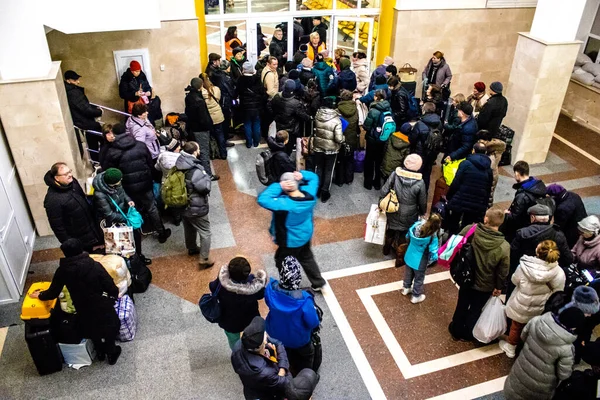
[450,234,476,287]
[425,127,444,155]
[256,150,275,186]
[126,254,153,293]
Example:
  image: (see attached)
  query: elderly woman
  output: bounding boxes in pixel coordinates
[572,215,600,271]
[422,51,452,99]
[126,103,160,161]
[306,32,326,62]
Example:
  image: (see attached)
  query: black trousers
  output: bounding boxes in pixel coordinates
[90,333,118,358]
[310,152,337,193]
[450,287,491,340]
[286,341,315,377]
[446,208,485,235]
[129,190,165,234]
[364,139,385,188]
[275,242,326,288]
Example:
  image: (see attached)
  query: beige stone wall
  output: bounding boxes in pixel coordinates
[46,20,201,123]
[562,80,600,134]
[390,8,535,97]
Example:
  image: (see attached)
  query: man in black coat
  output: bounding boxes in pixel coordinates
[268,131,296,181]
[212,61,238,137]
[31,239,122,365]
[43,162,103,252]
[547,183,588,248]
[311,17,327,45]
[506,204,573,299]
[444,102,478,163]
[388,76,410,126]
[477,81,508,137]
[446,142,493,234]
[271,80,310,150]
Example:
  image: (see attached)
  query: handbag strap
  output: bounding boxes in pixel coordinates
[109,196,128,221]
[464,224,477,240]
[213,281,221,297]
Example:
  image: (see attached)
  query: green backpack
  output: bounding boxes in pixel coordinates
[161,167,188,208]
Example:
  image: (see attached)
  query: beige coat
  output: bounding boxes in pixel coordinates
[352,58,370,95]
[202,87,224,125]
[261,67,279,99]
[468,93,489,116]
[506,255,565,324]
[483,138,506,206]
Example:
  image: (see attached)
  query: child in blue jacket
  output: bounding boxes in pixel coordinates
[403,214,441,304]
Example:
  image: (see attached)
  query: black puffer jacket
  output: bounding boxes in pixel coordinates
[118,69,152,109]
[552,189,588,248]
[175,152,211,218]
[390,86,410,126]
[447,153,493,214]
[380,168,427,231]
[237,74,264,118]
[212,70,237,114]
[406,120,431,157]
[185,86,213,132]
[477,93,508,136]
[503,177,547,240]
[230,58,244,82]
[92,172,132,225]
[299,68,316,86]
[269,37,287,63]
[43,173,102,249]
[101,134,153,196]
[209,266,267,333]
[271,92,310,138]
[64,82,102,131]
[267,136,295,180]
[337,100,359,149]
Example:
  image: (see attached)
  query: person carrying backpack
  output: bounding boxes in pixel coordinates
[388,76,411,126]
[363,90,394,191]
[263,131,295,183]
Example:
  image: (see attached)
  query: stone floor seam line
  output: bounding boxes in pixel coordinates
[425,376,508,400]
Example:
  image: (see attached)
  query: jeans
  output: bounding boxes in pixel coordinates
[243,115,261,147]
[364,139,385,188]
[192,131,213,176]
[129,190,165,234]
[211,122,227,159]
[275,242,326,288]
[183,213,211,260]
[450,287,492,340]
[286,341,315,376]
[224,330,241,350]
[446,209,485,235]
[404,266,426,296]
[310,152,337,193]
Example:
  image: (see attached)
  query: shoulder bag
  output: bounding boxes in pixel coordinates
[199,282,221,323]
[379,173,399,213]
[109,196,143,230]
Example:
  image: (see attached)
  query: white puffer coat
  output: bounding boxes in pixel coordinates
[90,254,131,297]
[506,255,565,324]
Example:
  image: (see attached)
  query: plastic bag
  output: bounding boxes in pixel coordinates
[442,159,465,186]
[472,297,506,344]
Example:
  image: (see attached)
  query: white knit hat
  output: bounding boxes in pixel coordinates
[578,215,600,235]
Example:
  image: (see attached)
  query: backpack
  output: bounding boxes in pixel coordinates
[424,127,444,154]
[450,235,477,287]
[375,110,396,142]
[161,167,188,208]
[256,150,275,186]
[536,196,556,216]
[407,94,420,119]
[126,254,152,293]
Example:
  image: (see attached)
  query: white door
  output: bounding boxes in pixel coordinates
[332,16,375,69]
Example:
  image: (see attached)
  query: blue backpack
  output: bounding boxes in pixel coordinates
[375,110,396,142]
[407,95,420,119]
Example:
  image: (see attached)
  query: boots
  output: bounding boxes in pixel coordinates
[157,228,172,243]
[107,346,122,365]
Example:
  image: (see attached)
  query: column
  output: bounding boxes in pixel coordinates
[504,0,586,164]
[194,0,209,69]
[375,0,395,65]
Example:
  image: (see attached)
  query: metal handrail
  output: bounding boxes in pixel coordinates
[90,103,132,117]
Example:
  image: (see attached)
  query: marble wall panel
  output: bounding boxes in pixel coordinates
[562,80,600,134]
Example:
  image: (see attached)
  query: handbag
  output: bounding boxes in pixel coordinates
[101,221,136,257]
[109,197,143,230]
[379,173,399,213]
[399,63,417,83]
[199,282,221,323]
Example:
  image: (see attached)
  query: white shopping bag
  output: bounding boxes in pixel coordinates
[365,204,387,245]
[101,221,136,257]
[268,121,277,138]
[296,137,306,170]
[472,297,507,344]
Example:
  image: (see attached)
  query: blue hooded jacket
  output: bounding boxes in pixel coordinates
[405,221,439,270]
[257,171,319,248]
[264,278,320,349]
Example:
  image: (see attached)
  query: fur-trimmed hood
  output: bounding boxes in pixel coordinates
[218,265,267,295]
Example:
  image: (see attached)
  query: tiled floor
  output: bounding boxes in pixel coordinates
[1,114,599,399]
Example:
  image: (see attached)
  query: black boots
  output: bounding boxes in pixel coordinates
[107,346,122,365]
[157,228,172,244]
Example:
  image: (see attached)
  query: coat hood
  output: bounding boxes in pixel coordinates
[395,167,422,182]
[44,170,72,191]
[112,133,136,150]
[473,223,506,252]
[353,58,369,69]
[337,100,357,118]
[267,136,285,153]
[218,265,267,295]
[421,112,441,128]
[390,132,410,150]
[533,312,577,346]
[484,138,506,154]
[65,82,85,95]
[408,221,432,244]
[515,177,547,197]
[581,233,600,249]
[313,62,330,72]
[92,171,117,195]
[519,255,561,284]
[466,153,491,170]
[315,107,340,122]
[175,151,202,171]
[372,100,391,112]
[264,278,313,312]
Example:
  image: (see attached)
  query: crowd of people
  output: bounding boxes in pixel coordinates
[46,28,600,398]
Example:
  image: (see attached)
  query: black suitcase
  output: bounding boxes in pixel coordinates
[499,144,512,167]
[333,144,354,186]
[497,125,515,146]
[25,322,63,375]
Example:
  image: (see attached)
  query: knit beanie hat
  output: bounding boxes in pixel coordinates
[563,286,600,315]
[191,77,202,90]
[103,168,122,185]
[166,138,180,152]
[280,256,302,291]
[242,61,255,75]
[384,56,394,66]
[288,69,300,80]
[241,316,266,351]
[130,60,142,71]
[61,238,83,258]
[339,58,351,70]
[404,154,423,172]
[301,58,313,68]
[546,183,566,197]
[280,172,298,191]
[283,79,296,94]
[490,81,503,93]
[228,256,251,282]
[558,307,585,332]
[299,44,308,53]
[474,82,486,93]
[375,75,386,85]
[578,215,600,235]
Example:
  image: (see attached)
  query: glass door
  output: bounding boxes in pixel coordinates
[247,17,294,66]
[333,16,375,67]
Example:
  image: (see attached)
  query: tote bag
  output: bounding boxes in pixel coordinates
[109,197,143,229]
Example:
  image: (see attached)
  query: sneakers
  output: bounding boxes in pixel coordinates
[199,258,215,269]
[157,228,172,244]
[499,340,516,358]
[107,346,122,365]
[311,280,328,292]
[411,294,426,304]
[401,287,412,296]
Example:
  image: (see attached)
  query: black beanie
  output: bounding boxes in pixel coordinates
[61,238,83,258]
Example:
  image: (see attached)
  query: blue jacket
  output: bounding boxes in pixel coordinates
[448,115,478,161]
[257,171,319,248]
[405,221,439,270]
[359,83,392,107]
[447,153,493,214]
[264,278,320,349]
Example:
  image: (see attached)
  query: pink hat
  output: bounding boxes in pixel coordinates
[403,154,423,172]
[301,58,313,68]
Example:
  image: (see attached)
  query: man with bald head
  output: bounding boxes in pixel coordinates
[257,171,326,291]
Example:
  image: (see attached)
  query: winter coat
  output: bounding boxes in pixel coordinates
[368,63,388,92]
[477,93,508,136]
[359,84,391,107]
[202,87,224,124]
[175,152,211,218]
[231,336,291,400]
[503,177,548,238]
[237,75,264,119]
[390,85,410,126]
[447,116,478,161]
[572,234,600,271]
[264,278,320,349]
[261,68,279,99]
[92,172,132,225]
[299,68,316,86]
[101,133,154,195]
[406,120,432,158]
[422,58,452,87]
[363,100,392,138]
[511,223,573,274]
[64,82,102,131]
[552,190,587,248]
[125,116,160,159]
[267,136,295,180]
[230,58,244,82]
[460,223,510,292]
[271,92,310,138]
[381,133,410,177]
[303,86,321,116]
[381,168,427,232]
[506,255,566,323]
[312,61,335,95]
[405,221,439,270]
[337,68,357,92]
[467,93,489,115]
[39,253,120,339]
[257,171,318,248]
[211,70,237,113]
[503,312,576,400]
[553,369,600,400]
[337,100,359,149]
[352,58,370,94]
[312,108,344,154]
[89,254,131,297]
[185,87,213,132]
[209,265,267,334]
[43,173,102,249]
[269,37,287,62]
[421,112,442,132]
[306,42,326,63]
[482,138,506,207]
[447,153,493,214]
[155,151,181,183]
[119,68,152,109]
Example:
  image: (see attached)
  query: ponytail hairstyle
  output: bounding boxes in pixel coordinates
[420,213,442,238]
[536,240,560,263]
[199,73,215,96]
